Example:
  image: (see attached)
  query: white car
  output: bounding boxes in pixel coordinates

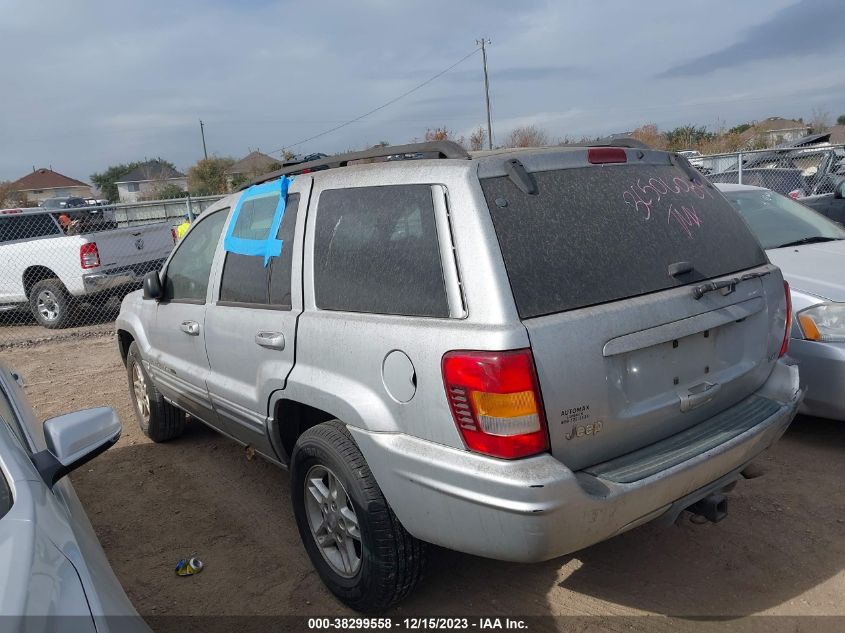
[0,208,176,328]
[0,361,150,631]
[717,183,845,420]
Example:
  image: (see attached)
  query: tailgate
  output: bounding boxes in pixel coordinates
[86,222,174,270]
[480,151,788,470]
[524,269,786,470]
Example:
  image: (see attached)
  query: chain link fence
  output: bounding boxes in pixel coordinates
[691,144,845,198]
[0,194,223,346]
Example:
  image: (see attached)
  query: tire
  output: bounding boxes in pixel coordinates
[126,341,185,442]
[291,420,426,611]
[29,278,73,329]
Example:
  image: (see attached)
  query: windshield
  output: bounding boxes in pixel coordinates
[721,189,845,250]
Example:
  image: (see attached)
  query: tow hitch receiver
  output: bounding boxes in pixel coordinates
[688,493,728,523]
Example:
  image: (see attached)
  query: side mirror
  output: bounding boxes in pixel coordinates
[143,270,163,300]
[835,179,845,200]
[31,407,121,488]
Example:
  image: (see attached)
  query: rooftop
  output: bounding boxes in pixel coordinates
[226,151,278,175]
[116,160,184,183]
[11,168,89,191]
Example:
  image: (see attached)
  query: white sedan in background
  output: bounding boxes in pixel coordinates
[717,183,845,420]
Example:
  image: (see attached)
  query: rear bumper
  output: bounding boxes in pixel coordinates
[81,259,165,294]
[788,338,845,421]
[350,362,802,563]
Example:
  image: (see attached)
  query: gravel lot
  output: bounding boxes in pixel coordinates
[3,326,845,631]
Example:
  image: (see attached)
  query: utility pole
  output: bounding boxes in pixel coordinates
[477,37,493,150]
[199,119,208,160]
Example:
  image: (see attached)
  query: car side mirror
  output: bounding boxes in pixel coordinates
[143,270,163,300]
[835,179,845,199]
[31,407,121,489]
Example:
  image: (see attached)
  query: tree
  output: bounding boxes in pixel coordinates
[0,181,25,207]
[187,156,235,195]
[664,125,714,150]
[809,107,831,133]
[630,124,668,150]
[838,114,845,126]
[469,126,486,151]
[419,127,467,148]
[504,125,549,148]
[728,123,752,136]
[91,158,177,202]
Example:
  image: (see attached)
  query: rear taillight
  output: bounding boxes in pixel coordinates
[780,280,792,358]
[442,349,549,459]
[588,147,627,164]
[80,242,100,269]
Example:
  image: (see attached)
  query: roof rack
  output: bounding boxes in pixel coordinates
[245,140,470,189]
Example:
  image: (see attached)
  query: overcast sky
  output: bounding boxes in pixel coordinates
[2,0,844,184]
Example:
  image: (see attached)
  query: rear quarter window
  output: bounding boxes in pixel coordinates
[313,185,448,317]
[482,163,767,319]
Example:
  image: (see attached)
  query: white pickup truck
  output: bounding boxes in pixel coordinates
[0,208,176,328]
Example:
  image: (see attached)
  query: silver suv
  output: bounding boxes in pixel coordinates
[116,141,803,611]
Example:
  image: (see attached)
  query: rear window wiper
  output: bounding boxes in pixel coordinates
[693,270,771,300]
[774,236,842,248]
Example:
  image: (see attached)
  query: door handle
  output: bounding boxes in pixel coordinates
[180,320,200,336]
[679,381,721,413]
[255,331,285,350]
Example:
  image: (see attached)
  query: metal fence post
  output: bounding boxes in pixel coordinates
[186,194,194,221]
[737,151,743,185]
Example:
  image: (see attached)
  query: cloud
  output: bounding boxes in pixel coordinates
[659,0,845,77]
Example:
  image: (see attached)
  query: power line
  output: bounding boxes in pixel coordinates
[269,47,482,155]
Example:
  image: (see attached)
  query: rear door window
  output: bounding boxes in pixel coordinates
[219,193,300,308]
[313,185,448,317]
[481,163,767,319]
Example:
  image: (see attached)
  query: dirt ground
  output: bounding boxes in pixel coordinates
[3,328,845,631]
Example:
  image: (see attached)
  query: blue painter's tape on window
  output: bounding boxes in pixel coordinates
[223,176,294,266]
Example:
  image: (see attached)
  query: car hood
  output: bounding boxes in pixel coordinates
[767,239,845,301]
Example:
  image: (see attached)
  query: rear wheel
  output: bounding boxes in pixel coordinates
[29,278,73,329]
[126,341,185,442]
[291,420,426,611]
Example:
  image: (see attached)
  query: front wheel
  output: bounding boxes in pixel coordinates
[126,342,185,442]
[291,420,426,611]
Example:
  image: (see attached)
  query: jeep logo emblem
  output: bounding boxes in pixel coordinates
[135,238,145,250]
[564,420,603,441]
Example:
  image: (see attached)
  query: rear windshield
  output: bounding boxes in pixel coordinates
[482,164,767,319]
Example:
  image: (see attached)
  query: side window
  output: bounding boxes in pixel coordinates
[0,215,59,242]
[219,193,300,308]
[164,209,228,302]
[313,185,448,318]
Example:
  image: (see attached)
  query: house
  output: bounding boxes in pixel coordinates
[9,168,92,206]
[115,160,187,203]
[225,151,279,190]
[740,117,810,148]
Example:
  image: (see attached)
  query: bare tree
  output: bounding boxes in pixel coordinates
[469,127,486,151]
[809,107,832,133]
[421,126,467,149]
[505,125,550,148]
